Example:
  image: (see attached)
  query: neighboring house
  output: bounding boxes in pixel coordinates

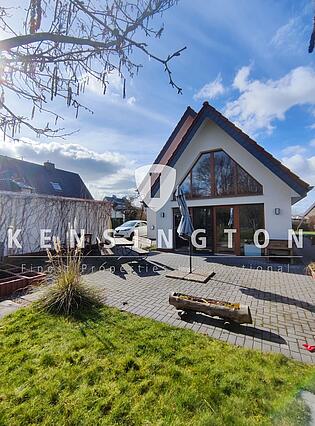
[0,156,111,256]
[147,102,312,255]
[297,202,315,231]
[0,155,93,199]
[292,214,304,230]
[103,195,126,228]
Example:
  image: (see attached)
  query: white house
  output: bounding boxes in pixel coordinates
[147,102,312,255]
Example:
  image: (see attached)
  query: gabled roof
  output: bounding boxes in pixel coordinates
[154,106,197,165]
[103,195,126,210]
[0,155,93,199]
[304,201,315,217]
[154,102,312,198]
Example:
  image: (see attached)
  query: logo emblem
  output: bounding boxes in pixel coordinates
[135,164,176,212]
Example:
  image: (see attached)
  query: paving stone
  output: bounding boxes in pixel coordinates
[1,252,313,364]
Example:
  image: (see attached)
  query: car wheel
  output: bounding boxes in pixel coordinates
[129,232,134,241]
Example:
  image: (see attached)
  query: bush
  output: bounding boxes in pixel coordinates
[39,242,102,316]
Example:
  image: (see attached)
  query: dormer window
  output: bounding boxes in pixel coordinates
[50,182,62,191]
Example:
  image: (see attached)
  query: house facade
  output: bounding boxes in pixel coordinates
[147,102,312,255]
[0,155,93,199]
[0,156,110,257]
[303,202,315,231]
[103,195,126,228]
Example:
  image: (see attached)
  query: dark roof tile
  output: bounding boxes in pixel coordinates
[0,155,93,199]
[156,102,312,198]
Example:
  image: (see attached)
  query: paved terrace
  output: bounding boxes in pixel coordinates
[85,252,315,364]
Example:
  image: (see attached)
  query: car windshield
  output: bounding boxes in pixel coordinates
[121,221,138,227]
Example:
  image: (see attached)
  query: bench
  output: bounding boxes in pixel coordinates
[264,239,293,262]
[96,237,114,256]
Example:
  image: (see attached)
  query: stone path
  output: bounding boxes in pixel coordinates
[0,252,314,364]
[85,252,315,364]
[301,391,315,426]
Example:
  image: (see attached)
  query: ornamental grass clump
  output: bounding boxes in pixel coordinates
[39,240,102,316]
[308,262,315,278]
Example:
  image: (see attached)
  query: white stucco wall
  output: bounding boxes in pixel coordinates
[147,208,157,240]
[148,119,299,249]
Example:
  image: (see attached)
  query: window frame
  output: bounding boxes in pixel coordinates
[176,149,263,200]
[50,181,62,191]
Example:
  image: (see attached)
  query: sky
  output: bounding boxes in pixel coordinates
[1,0,315,213]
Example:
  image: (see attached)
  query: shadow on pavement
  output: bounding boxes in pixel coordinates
[240,287,315,313]
[180,311,287,345]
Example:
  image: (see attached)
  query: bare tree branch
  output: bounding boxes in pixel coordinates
[0,32,118,51]
[309,14,315,53]
[0,0,184,140]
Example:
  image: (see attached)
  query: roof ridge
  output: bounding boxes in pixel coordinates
[204,103,310,189]
[154,106,197,165]
[0,154,79,175]
[160,102,312,198]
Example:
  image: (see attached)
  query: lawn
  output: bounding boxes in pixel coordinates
[0,306,314,425]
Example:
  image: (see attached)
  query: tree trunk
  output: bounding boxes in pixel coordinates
[169,292,252,324]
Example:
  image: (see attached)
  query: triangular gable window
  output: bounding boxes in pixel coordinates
[177,149,262,199]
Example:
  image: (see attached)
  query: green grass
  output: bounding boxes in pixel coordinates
[0,307,314,425]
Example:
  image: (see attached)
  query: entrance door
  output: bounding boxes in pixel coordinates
[215,206,236,254]
[192,207,214,252]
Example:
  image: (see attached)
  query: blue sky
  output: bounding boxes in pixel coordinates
[1,0,315,213]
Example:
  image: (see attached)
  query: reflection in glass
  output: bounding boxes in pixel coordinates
[237,166,262,195]
[176,149,263,199]
[239,204,264,255]
[214,151,235,196]
[179,174,191,198]
[192,153,211,197]
[215,207,234,253]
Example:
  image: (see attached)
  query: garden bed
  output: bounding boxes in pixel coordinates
[0,264,45,299]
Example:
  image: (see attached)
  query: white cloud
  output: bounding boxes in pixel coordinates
[225,66,315,135]
[281,145,307,156]
[281,154,309,174]
[270,17,308,52]
[194,74,225,100]
[87,70,123,96]
[281,143,315,186]
[127,96,136,106]
[310,139,315,147]
[233,66,251,91]
[281,151,315,214]
[0,138,137,199]
[85,70,137,107]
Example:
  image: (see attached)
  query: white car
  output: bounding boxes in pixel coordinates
[114,220,147,240]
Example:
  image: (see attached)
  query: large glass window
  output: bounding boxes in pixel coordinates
[239,204,264,255]
[237,166,262,195]
[191,153,211,197]
[214,151,235,196]
[179,174,191,197]
[177,149,262,199]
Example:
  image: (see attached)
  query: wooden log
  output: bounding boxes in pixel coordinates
[169,292,252,324]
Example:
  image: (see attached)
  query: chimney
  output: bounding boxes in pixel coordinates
[44,161,55,171]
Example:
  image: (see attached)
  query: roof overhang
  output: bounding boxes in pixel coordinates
[154,102,312,199]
